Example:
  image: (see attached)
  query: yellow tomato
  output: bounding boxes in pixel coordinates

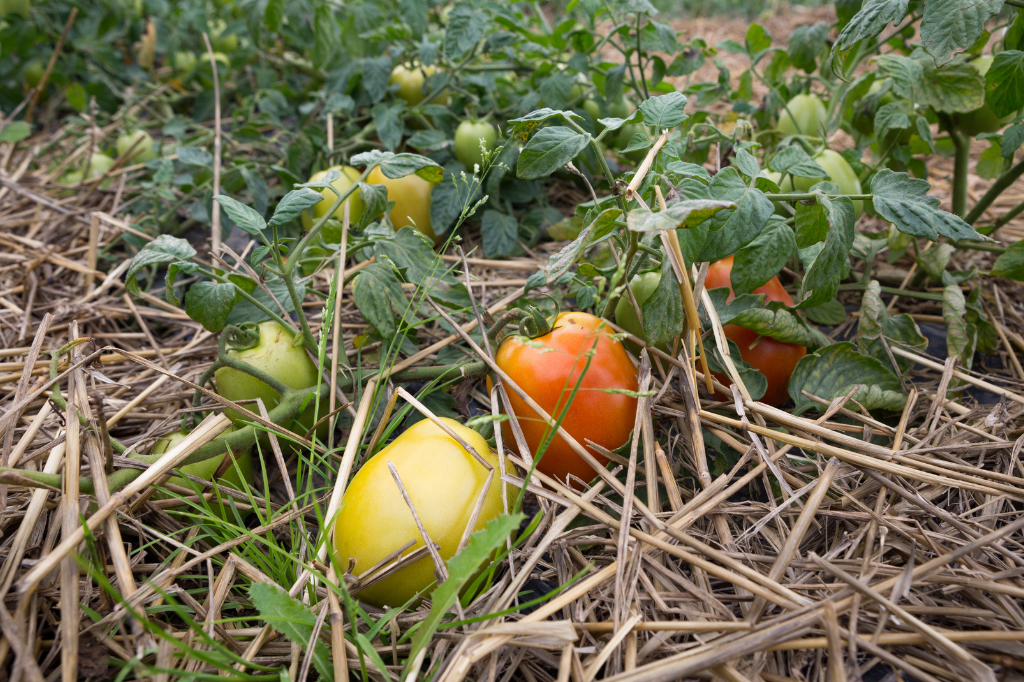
[390,64,446,106]
[332,417,515,607]
[367,166,440,243]
[301,166,365,233]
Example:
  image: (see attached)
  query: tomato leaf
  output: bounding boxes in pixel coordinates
[444,3,490,59]
[405,513,525,680]
[916,243,956,280]
[372,102,406,152]
[125,235,197,299]
[269,188,324,229]
[857,280,928,372]
[921,0,1003,66]
[481,210,519,258]
[352,263,408,339]
[626,200,735,232]
[731,219,795,295]
[431,163,481,237]
[803,298,848,326]
[528,208,622,288]
[874,102,911,141]
[620,133,653,154]
[992,240,1024,281]
[666,161,712,184]
[788,342,906,414]
[0,121,31,143]
[705,337,768,402]
[226,274,305,326]
[507,109,584,139]
[678,169,775,263]
[175,146,213,167]
[517,127,592,180]
[833,0,909,53]
[214,195,267,238]
[986,50,1024,117]
[875,54,923,99]
[638,91,689,128]
[729,305,818,346]
[641,265,684,347]
[185,281,239,333]
[797,191,854,309]
[788,22,829,73]
[375,227,469,307]
[595,109,641,134]
[943,284,976,371]
[249,583,334,682]
[870,169,989,243]
[918,61,986,113]
[768,146,828,179]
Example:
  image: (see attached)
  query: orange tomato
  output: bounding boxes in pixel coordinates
[491,312,638,485]
[705,256,806,406]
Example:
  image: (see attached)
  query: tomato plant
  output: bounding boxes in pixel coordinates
[491,311,638,485]
[333,417,513,607]
[704,256,808,406]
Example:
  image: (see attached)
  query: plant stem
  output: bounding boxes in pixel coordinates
[939,113,970,218]
[765,193,873,201]
[964,158,1024,225]
[837,282,946,301]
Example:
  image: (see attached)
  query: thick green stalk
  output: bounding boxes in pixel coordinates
[965,157,1024,226]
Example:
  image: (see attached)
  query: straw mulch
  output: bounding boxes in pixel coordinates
[3,100,1024,682]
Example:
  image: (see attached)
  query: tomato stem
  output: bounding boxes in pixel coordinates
[964,157,1024,226]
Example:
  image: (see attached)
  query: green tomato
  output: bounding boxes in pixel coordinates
[144,428,254,518]
[300,166,365,233]
[582,99,603,128]
[614,271,663,353]
[174,51,197,75]
[953,57,1015,136]
[333,417,515,607]
[80,153,115,186]
[213,33,239,53]
[24,59,44,89]
[778,93,827,137]
[116,130,156,163]
[390,64,444,106]
[608,98,634,119]
[781,149,864,220]
[454,120,498,170]
[617,122,651,163]
[214,321,331,441]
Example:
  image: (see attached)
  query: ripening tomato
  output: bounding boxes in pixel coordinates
[390,64,445,106]
[0,0,31,18]
[366,166,440,243]
[454,120,498,170]
[301,166,365,232]
[705,256,806,406]
[214,321,331,440]
[491,311,638,485]
[778,93,827,137]
[333,417,515,607]
[953,57,1015,136]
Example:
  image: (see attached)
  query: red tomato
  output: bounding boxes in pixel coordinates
[491,312,638,486]
[705,256,807,406]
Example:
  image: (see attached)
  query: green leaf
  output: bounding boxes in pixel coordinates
[732,148,761,180]
[803,298,848,326]
[745,24,772,62]
[375,227,469,307]
[226,274,304,325]
[870,169,988,242]
[264,0,284,30]
[0,121,30,143]
[875,54,924,98]
[431,163,481,237]
[1002,123,1024,157]
[620,133,652,154]
[507,109,583,139]
[705,337,767,401]
[351,151,443,183]
[482,210,519,258]
[405,513,524,679]
[705,287,766,326]
[857,280,928,372]
[919,62,986,113]
[638,92,690,128]
[729,306,818,346]
[768,146,828,179]
[626,200,735,232]
[678,170,775,263]
[175,146,213,167]
[214,195,267,237]
[250,583,334,682]
[834,0,910,52]
[976,139,1005,179]
[992,239,1024,281]
[641,265,684,347]
[595,110,641,134]
[788,22,829,73]
[921,0,1004,66]
[797,192,855,308]
[731,219,795,295]
[407,129,449,152]
[943,284,975,370]
[352,263,407,338]
[357,183,390,229]
[444,3,489,59]
[986,50,1024,117]
[126,235,197,299]
[372,102,406,151]
[270,188,324,228]
[531,209,622,287]
[916,242,956,279]
[667,161,712,184]
[874,102,911,141]
[788,342,906,414]
[517,127,591,180]
[185,281,239,333]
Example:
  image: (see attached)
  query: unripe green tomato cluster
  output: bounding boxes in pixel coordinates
[778,93,827,137]
[332,418,515,607]
[454,120,498,170]
[214,321,331,440]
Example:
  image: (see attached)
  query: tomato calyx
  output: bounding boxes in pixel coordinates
[517,303,556,339]
[222,321,262,352]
